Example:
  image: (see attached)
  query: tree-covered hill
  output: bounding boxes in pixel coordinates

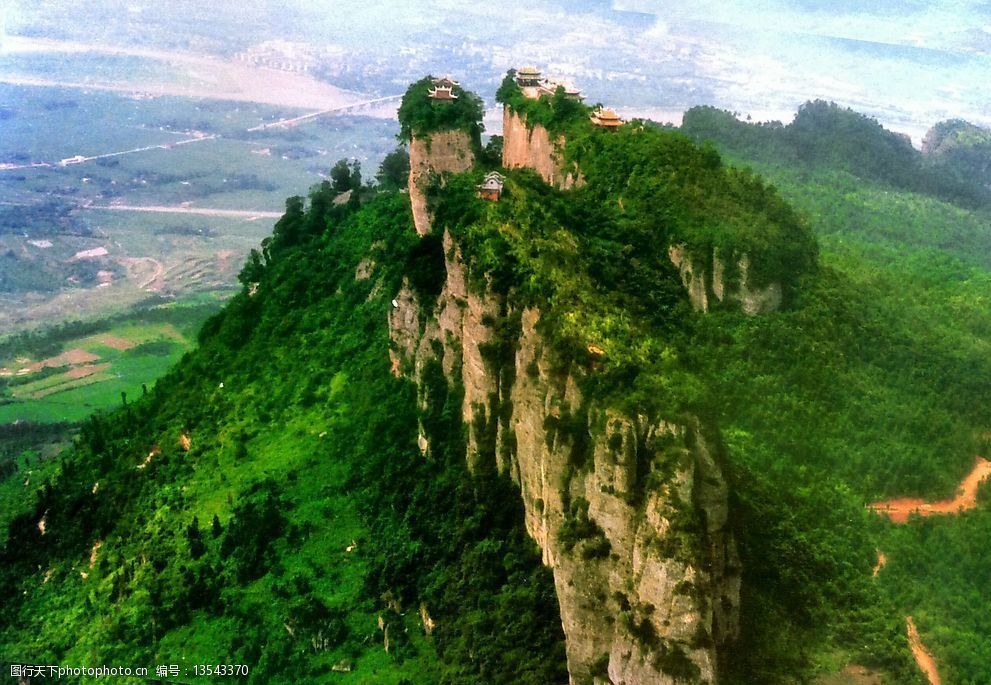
[922,118,991,192]
[0,184,567,684]
[397,76,484,145]
[681,104,991,684]
[3,84,991,685]
[681,101,991,208]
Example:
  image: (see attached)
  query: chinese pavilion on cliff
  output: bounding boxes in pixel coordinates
[428,75,460,101]
[514,65,583,101]
[515,66,543,87]
[428,85,458,101]
[432,75,459,89]
[590,108,622,129]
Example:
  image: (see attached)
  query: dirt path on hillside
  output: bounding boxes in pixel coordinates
[872,550,887,577]
[906,617,941,685]
[117,257,165,291]
[869,457,988,683]
[868,457,991,523]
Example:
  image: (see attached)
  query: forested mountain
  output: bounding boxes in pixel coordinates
[682,101,991,210]
[2,77,991,684]
[682,102,991,684]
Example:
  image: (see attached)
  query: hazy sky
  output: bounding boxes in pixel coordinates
[3,0,989,142]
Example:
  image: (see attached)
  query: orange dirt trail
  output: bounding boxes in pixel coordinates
[872,550,887,577]
[906,617,941,685]
[868,456,991,523]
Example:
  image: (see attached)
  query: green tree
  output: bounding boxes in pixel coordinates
[330,159,362,193]
[376,147,410,190]
[483,135,503,167]
[187,517,206,560]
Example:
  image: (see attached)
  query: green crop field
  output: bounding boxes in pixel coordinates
[0,78,402,435]
[0,302,214,425]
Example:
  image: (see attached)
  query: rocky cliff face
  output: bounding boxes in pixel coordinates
[388,226,741,684]
[502,108,582,189]
[408,130,476,236]
[668,244,782,316]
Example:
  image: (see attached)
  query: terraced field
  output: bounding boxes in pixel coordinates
[0,315,200,425]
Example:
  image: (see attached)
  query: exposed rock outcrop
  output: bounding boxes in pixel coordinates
[502,108,582,189]
[393,90,743,681]
[408,130,476,236]
[921,119,991,188]
[668,244,782,315]
[389,226,741,684]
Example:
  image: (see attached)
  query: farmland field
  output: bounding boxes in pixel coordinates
[0,80,400,402]
[0,81,399,334]
[0,34,404,475]
[0,302,214,425]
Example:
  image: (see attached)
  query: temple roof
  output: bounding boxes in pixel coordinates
[428,85,458,100]
[590,108,622,127]
[477,171,505,191]
[431,75,460,88]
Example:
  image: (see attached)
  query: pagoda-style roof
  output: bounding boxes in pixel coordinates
[516,65,543,87]
[428,85,458,100]
[476,171,505,200]
[561,83,583,100]
[478,171,505,190]
[590,108,622,128]
[431,75,460,88]
[546,79,583,100]
[517,69,584,101]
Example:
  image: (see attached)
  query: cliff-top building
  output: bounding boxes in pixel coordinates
[590,108,622,129]
[515,66,543,87]
[515,65,583,101]
[428,85,458,101]
[431,75,460,89]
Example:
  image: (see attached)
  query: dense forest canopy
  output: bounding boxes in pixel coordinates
[0,182,567,684]
[679,103,991,683]
[3,74,991,685]
[681,101,991,208]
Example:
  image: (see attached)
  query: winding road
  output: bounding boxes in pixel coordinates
[868,457,991,523]
[868,456,991,685]
[906,617,941,685]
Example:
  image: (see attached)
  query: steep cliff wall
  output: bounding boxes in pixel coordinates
[502,107,582,189]
[389,229,740,685]
[408,130,476,236]
[668,244,782,316]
